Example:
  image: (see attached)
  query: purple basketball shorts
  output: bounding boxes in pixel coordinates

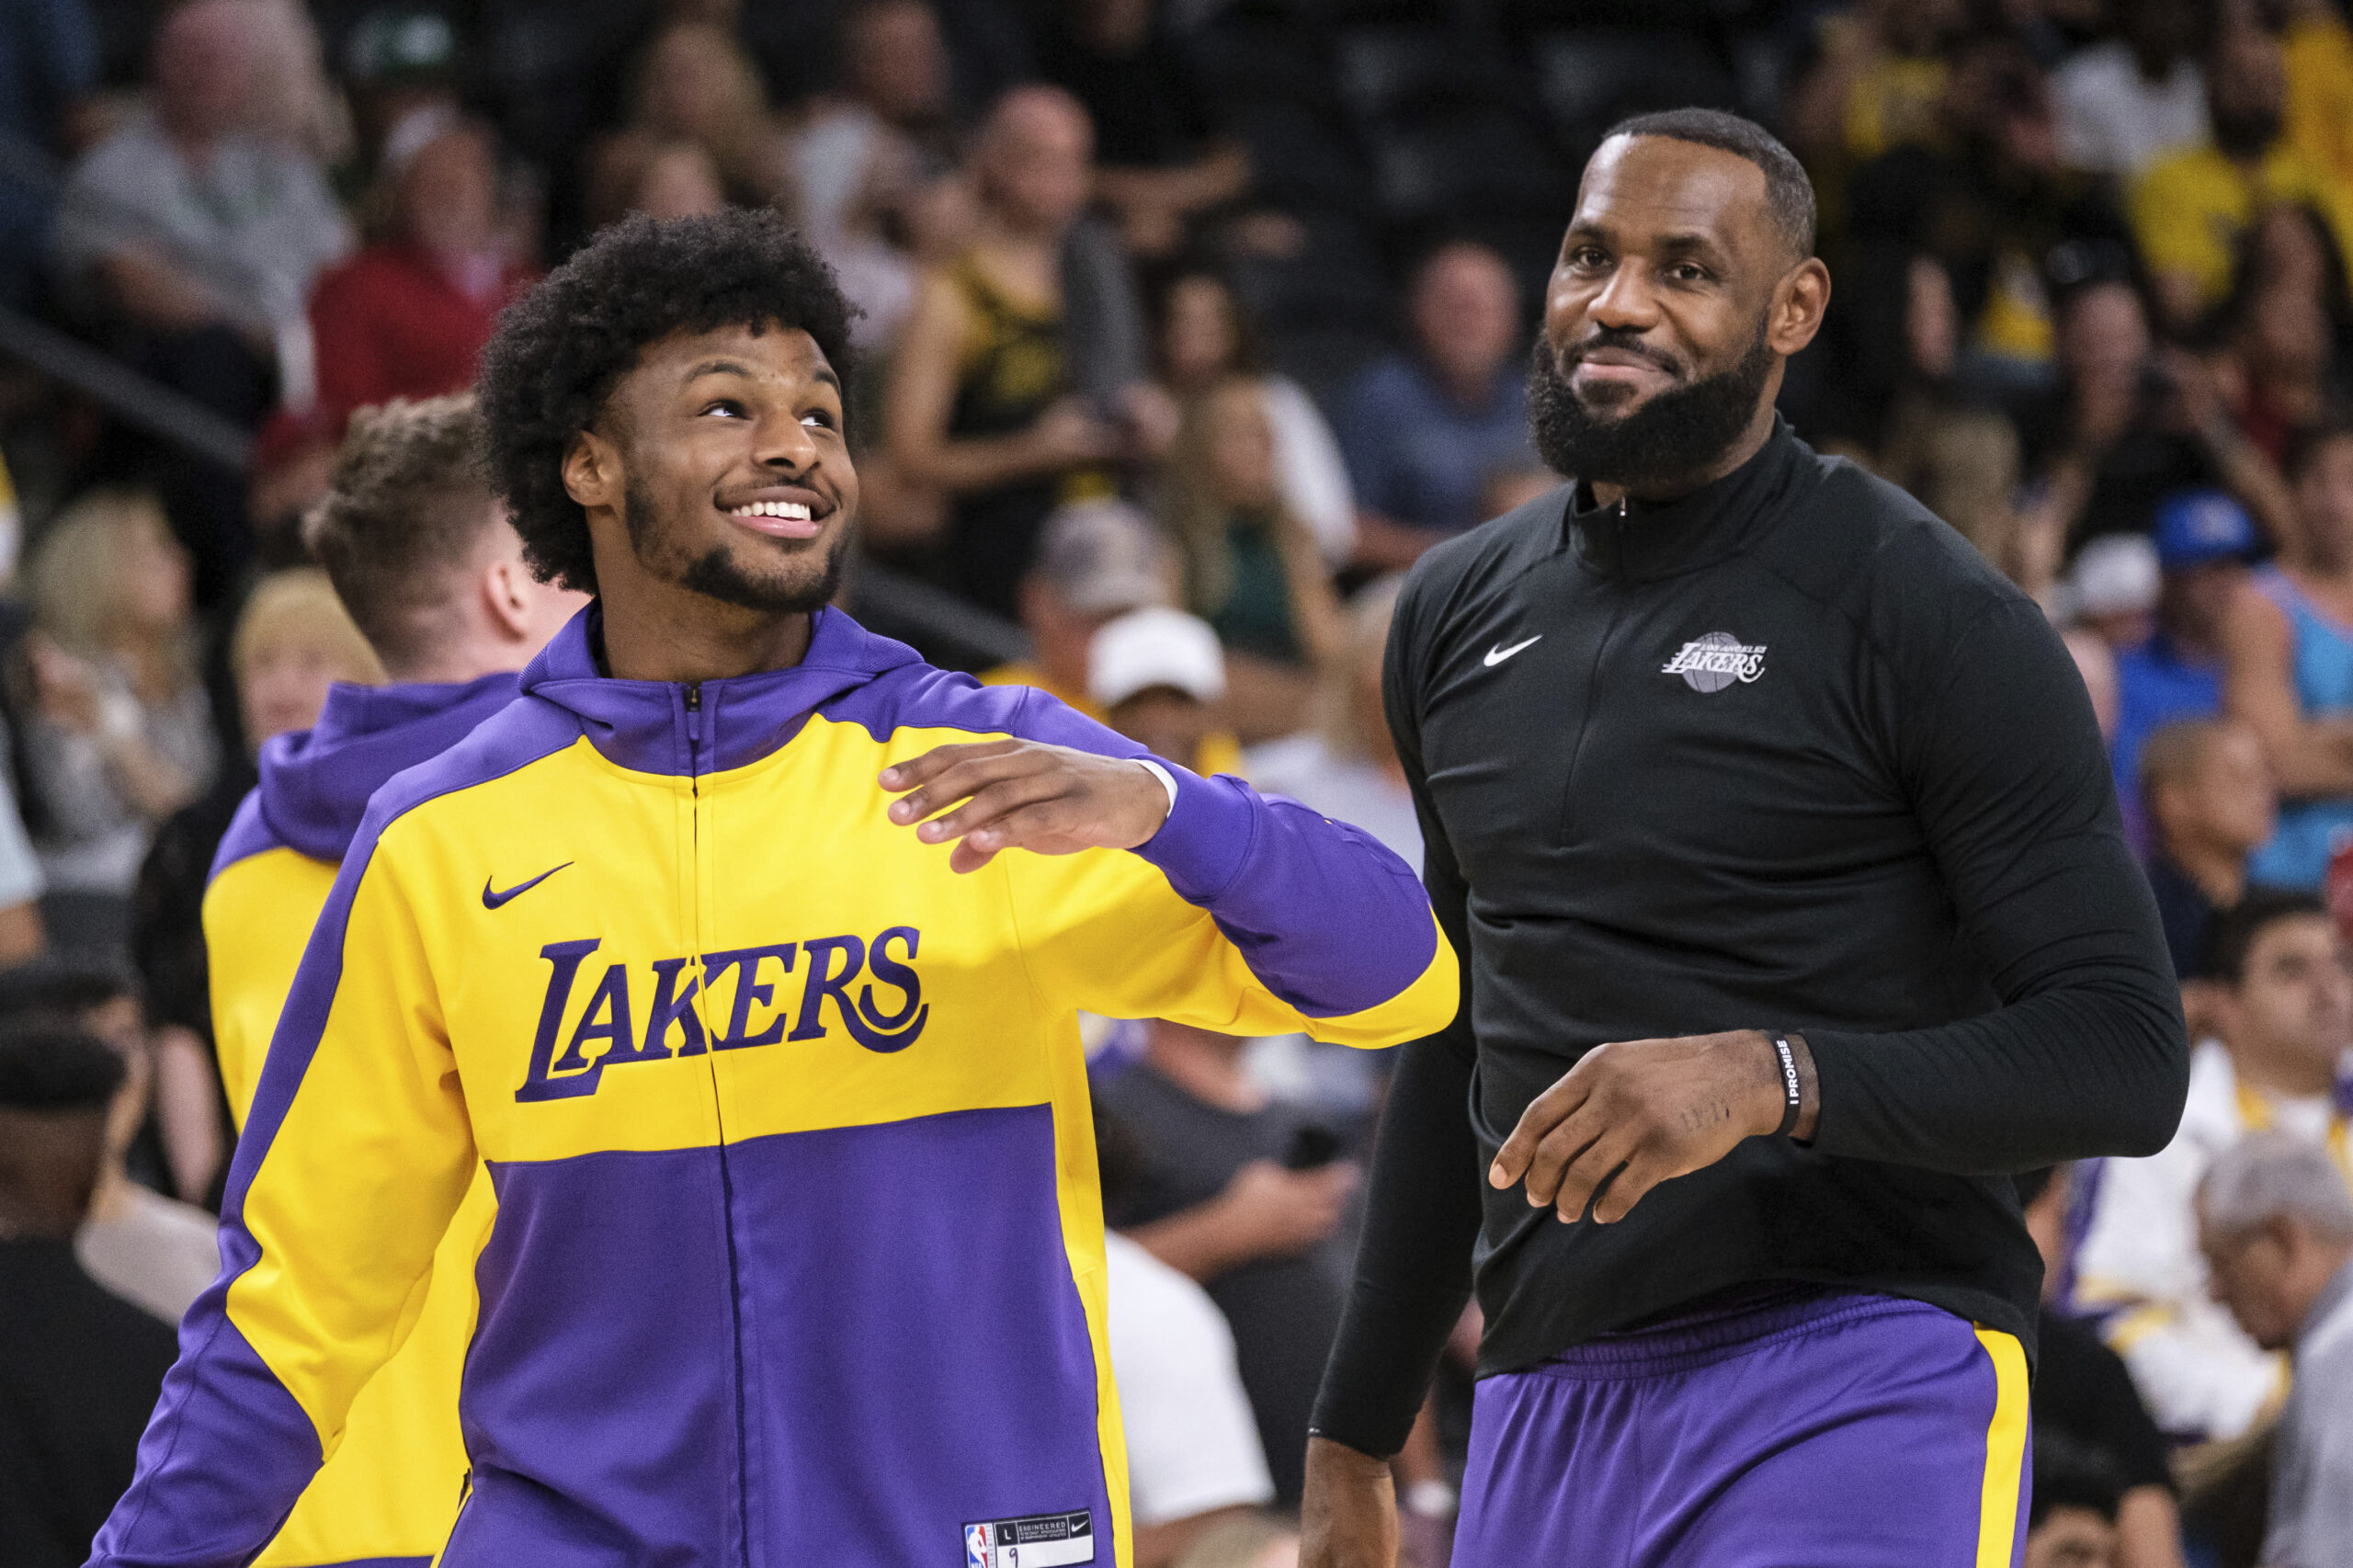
[1449,1288,2031,1568]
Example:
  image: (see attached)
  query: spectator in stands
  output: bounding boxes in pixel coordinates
[2072,533,2161,653]
[50,0,352,602]
[983,502,1245,777]
[2131,18,2353,333]
[1095,1002,1358,1506]
[129,567,381,1204]
[1782,0,1963,170]
[1870,256,2029,568]
[309,121,536,440]
[1336,242,1534,562]
[2140,718,2276,984]
[2279,0,2353,192]
[1097,1105,1276,1567]
[789,0,975,348]
[2074,891,2353,1442]
[2222,421,2353,890]
[621,142,729,221]
[2016,266,2222,547]
[1090,605,1224,776]
[0,1024,178,1567]
[1165,376,1342,743]
[1848,31,2131,389]
[2021,1165,2188,1568]
[2053,0,2211,180]
[338,4,466,187]
[588,20,793,222]
[2233,200,2353,374]
[2199,1132,2353,1567]
[1246,577,1418,869]
[254,120,539,542]
[1154,269,1356,568]
[2111,491,2263,839]
[0,0,97,309]
[2022,1430,2129,1568]
[885,86,1166,618]
[0,958,219,1323]
[1034,0,1249,259]
[16,489,216,930]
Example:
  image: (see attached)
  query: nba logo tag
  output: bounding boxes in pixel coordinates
[967,1523,994,1566]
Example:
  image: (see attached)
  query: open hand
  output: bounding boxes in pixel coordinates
[881,739,1170,873]
[1488,1029,1807,1225]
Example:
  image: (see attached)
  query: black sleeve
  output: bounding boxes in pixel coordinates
[1308,586,1484,1460]
[1804,597,2189,1172]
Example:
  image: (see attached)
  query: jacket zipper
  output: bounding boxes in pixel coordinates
[685,683,756,1568]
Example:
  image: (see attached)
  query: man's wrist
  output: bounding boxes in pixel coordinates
[1747,1028,1819,1141]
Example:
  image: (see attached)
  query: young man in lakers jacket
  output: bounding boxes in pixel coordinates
[202,392,585,1566]
[92,210,1455,1568]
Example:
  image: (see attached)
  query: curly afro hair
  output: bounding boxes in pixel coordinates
[475,210,858,595]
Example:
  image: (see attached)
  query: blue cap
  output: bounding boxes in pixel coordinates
[2153,490,2259,570]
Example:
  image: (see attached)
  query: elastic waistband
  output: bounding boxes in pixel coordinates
[1518,1286,1947,1381]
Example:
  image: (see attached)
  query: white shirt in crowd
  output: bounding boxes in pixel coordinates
[1105,1229,1273,1528]
[1262,378,1358,568]
[2052,42,2210,178]
[78,1181,221,1325]
[2072,1038,2351,1440]
[1244,734,1419,870]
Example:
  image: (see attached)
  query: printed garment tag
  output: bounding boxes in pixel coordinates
[963,1509,1094,1566]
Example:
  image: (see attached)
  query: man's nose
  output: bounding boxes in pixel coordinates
[755,413,819,472]
[1586,265,1660,331]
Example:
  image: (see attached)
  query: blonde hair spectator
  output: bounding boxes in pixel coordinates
[589,21,791,223]
[230,569,385,750]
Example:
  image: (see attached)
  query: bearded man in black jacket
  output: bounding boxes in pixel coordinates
[1301,108,2188,1568]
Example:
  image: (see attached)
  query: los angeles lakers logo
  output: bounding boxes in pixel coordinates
[1662,631,1768,693]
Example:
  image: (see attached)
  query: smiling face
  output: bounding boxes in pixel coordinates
[1529,133,1827,493]
[564,322,858,620]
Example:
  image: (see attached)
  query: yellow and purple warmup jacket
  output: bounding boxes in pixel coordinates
[94,608,1455,1568]
[204,672,522,1568]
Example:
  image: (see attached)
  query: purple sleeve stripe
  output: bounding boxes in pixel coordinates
[1135,770,1440,1018]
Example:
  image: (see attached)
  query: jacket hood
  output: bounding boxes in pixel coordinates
[520,605,926,776]
[256,674,523,861]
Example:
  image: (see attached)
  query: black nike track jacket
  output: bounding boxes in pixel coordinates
[1310,419,2189,1459]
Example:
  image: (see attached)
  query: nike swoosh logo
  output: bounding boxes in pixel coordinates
[482,862,573,910]
[1483,636,1542,667]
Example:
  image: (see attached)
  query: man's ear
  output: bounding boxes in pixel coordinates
[481,556,535,641]
[1768,257,1833,358]
[563,429,620,514]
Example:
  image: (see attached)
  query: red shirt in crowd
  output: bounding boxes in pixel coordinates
[309,244,536,426]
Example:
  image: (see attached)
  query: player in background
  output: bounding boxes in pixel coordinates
[1302,110,2188,1566]
[90,210,1454,1568]
[201,392,585,1566]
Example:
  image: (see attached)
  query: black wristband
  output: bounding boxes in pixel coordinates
[1769,1032,1803,1138]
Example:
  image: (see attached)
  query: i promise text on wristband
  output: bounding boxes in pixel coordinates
[1769,1033,1803,1138]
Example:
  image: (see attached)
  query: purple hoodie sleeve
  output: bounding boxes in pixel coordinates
[1130,763,1439,1019]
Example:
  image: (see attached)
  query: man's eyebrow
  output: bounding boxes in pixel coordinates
[683,359,842,393]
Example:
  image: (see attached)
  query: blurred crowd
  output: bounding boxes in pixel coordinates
[5,0,2353,1563]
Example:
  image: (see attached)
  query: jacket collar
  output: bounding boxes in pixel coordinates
[521,604,924,776]
[1565,415,1805,583]
[257,673,521,861]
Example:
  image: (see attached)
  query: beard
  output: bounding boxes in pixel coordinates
[622,475,850,616]
[1526,320,1777,493]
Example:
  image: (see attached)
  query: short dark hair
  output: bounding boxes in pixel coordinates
[304,393,495,670]
[2203,887,2330,987]
[476,210,859,596]
[0,1024,125,1111]
[1599,108,1816,260]
[2029,1427,2124,1530]
[0,956,138,1023]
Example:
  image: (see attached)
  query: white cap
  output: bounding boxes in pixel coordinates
[2071,532,2161,618]
[1087,606,1226,708]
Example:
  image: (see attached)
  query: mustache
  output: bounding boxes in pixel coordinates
[1563,330,1686,378]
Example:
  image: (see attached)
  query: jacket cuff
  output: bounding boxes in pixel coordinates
[1130,763,1255,903]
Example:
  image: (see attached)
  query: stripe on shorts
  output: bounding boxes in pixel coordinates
[1972,1326,2030,1568]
